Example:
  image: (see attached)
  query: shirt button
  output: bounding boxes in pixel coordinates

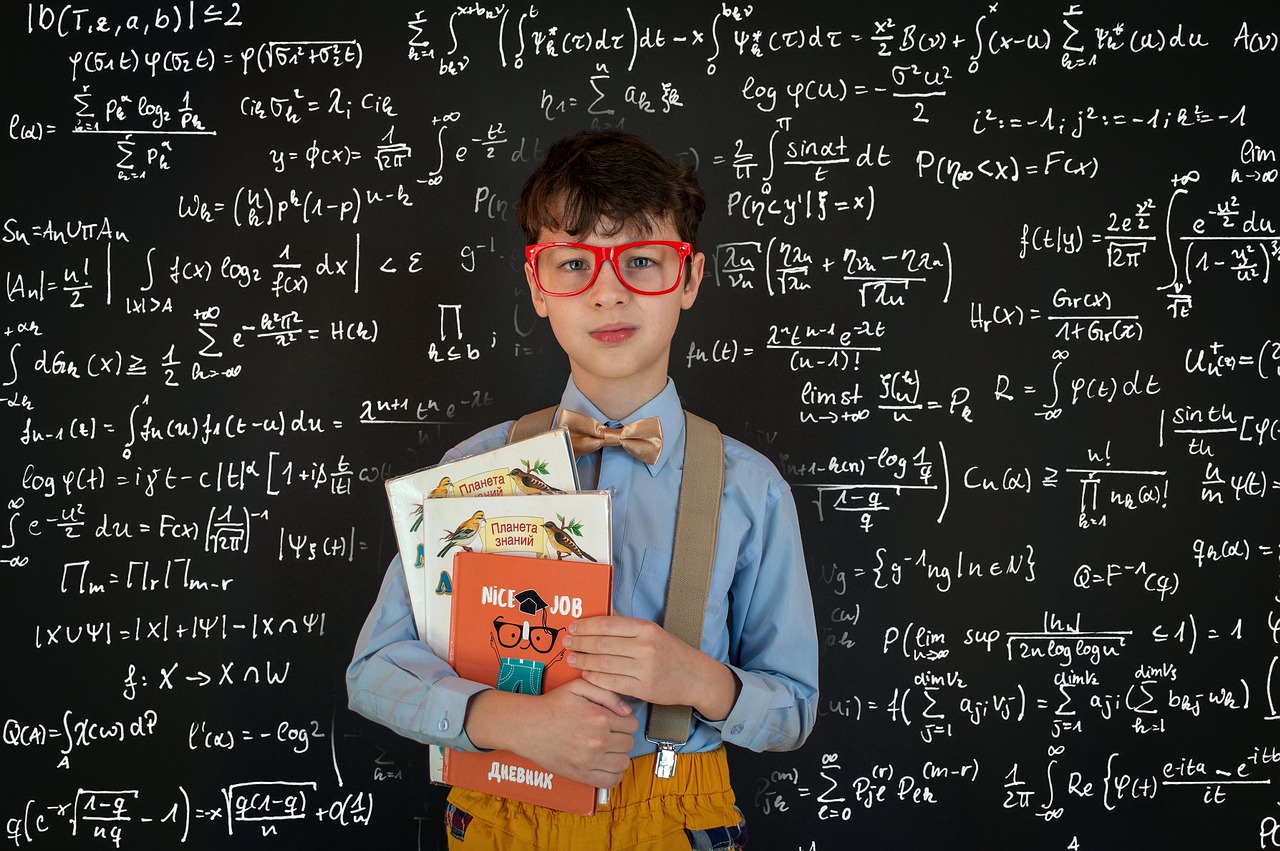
[438,719,450,732]
[609,486,618,496]
[730,723,744,735]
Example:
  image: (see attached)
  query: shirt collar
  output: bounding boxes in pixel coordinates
[558,377,684,476]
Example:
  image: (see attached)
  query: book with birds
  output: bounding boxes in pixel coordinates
[413,491,611,653]
[443,550,613,815]
[384,426,578,657]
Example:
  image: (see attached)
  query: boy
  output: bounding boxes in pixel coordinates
[347,129,819,849]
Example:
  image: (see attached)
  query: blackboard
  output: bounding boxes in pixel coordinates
[3,2,1278,848]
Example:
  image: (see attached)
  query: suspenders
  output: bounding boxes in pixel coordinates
[509,406,725,779]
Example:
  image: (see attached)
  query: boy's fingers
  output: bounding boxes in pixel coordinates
[569,615,630,636]
[581,671,646,702]
[566,678,636,721]
[570,649,631,676]
[564,633,624,656]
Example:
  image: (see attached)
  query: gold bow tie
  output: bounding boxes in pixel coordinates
[558,409,663,465]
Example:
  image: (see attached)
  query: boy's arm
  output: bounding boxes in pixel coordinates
[562,616,742,720]
[566,477,819,752]
[345,421,521,747]
[707,479,819,751]
[345,558,488,749]
[347,557,639,785]
[464,680,637,788]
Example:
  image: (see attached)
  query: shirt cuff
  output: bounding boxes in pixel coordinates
[695,664,760,744]
[427,676,493,752]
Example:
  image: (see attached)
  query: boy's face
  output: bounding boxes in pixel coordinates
[525,215,704,415]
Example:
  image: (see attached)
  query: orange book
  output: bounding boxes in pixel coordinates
[445,550,613,815]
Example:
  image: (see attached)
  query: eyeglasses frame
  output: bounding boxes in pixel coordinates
[525,240,694,298]
[492,616,563,654]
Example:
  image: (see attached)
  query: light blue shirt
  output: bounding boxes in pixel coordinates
[346,377,819,757]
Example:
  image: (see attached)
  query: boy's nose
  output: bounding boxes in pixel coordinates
[590,259,630,304]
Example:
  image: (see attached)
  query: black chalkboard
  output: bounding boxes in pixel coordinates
[4,2,1279,848]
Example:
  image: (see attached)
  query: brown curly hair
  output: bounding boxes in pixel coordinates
[517,130,706,250]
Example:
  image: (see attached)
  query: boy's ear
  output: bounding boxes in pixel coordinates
[525,261,549,318]
[680,251,706,310]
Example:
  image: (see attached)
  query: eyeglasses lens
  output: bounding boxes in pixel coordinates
[496,622,523,647]
[528,627,558,653]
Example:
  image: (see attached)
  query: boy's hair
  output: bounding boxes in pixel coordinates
[517,130,706,249]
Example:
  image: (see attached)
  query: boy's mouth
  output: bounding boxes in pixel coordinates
[589,324,635,344]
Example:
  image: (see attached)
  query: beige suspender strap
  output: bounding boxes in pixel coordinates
[508,405,725,778]
[508,406,559,444]
[645,412,723,777]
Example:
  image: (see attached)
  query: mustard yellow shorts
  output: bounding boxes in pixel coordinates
[444,747,744,850]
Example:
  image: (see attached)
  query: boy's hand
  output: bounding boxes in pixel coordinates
[522,680,637,787]
[465,680,637,788]
[563,615,741,721]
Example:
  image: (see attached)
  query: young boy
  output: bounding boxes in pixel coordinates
[347,129,819,849]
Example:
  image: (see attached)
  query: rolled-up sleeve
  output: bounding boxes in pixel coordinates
[346,556,490,751]
[346,424,514,749]
[705,477,819,752]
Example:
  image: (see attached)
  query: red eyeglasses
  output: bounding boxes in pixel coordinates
[525,240,693,297]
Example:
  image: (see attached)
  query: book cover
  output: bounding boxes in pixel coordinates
[384,426,578,654]
[445,550,613,815]
[420,491,611,787]
[413,491,610,655]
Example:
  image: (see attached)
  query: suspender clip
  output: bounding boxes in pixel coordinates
[653,741,678,779]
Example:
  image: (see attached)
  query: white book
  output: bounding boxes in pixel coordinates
[384,426,579,648]
[414,491,612,656]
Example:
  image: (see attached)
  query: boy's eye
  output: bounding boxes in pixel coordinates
[562,257,591,272]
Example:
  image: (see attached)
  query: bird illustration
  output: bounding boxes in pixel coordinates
[542,520,596,562]
[427,476,454,499]
[438,510,485,558]
[509,468,564,495]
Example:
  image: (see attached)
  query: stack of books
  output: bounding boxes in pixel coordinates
[385,426,612,814]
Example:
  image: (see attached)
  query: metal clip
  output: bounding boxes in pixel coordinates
[654,742,677,779]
